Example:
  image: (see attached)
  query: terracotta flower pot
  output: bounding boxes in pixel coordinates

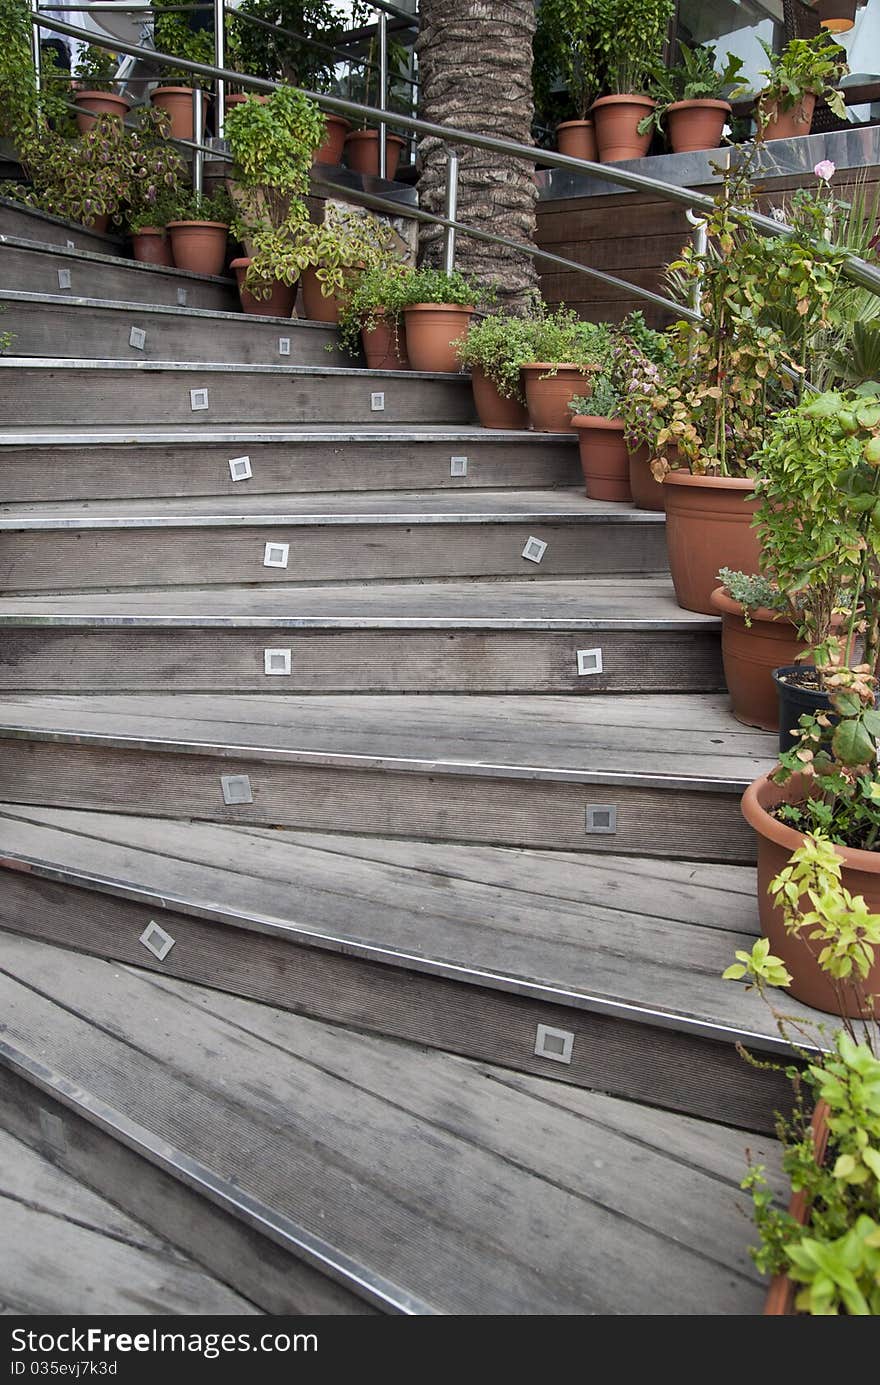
[224,93,266,113]
[85,213,110,235]
[301,267,342,323]
[361,317,409,370]
[663,471,761,615]
[132,227,174,267]
[628,444,664,511]
[709,587,806,732]
[73,89,130,135]
[344,130,406,180]
[150,86,209,142]
[571,415,632,501]
[521,364,591,434]
[470,367,528,429]
[590,94,656,162]
[556,119,598,162]
[666,99,731,154]
[403,304,474,373]
[167,221,228,277]
[764,1103,830,1316]
[757,91,816,141]
[315,114,351,166]
[742,774,880,1018]
[230,257,296,317]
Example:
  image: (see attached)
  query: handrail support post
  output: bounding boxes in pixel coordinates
[29,0,42,93]
[442,148,459,274]
[377,9,388,180]
[214,0,225,139]
[192,86,204,197]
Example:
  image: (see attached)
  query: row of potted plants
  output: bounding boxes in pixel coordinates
[534,1,849,163]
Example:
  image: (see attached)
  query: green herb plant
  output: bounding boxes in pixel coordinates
[152,1,216,88]
[592,0,675,97]
[638,42,744,137]
[73,45,119,93]
[740,32,849,133]
[337,262,414,358]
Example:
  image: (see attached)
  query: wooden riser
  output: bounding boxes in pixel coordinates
[0,240,238,312]
[0,293,349,367]
[0,433,581,502]
[0,868,791,1135]
[0,625,723,695]
[0,360,474,427]
[0,736,759,861]
[0,197,123,254]
[0,520,668,592]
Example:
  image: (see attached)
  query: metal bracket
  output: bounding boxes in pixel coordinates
[65,239,75,250]
[263,541,289,569]
[129,326,146,351]
[57,268,71,290]
[139,919,176,961]
[190,388,209,411]
[221,774,253,805]
[576,648,604,677]
[278,337,291,356]
[264,647,292,676]
[228,455,252,482]
[177,287,188,306]
[450,455,468,477]
[585,804,618,835]
[38,1108,67,1153]
[534,1024,574,1065]
[522,536,547,564]
[371,391,385,412]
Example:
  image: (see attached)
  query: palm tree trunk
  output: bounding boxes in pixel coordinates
[416,0,538,307]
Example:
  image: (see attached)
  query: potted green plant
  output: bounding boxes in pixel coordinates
[589,0,675,162]
[637,43,743,154]
[518,305,611,433]
[71,45,130,134]
[709,570,810,732]
[743,31,849,142]
[296,205,400,323]
[569,377,633,500]
[534,0,600,162]
[399,267,484,374]
[615,319,673,510]
[722,863,880,1313]
[337,262,413,369]
[454,307,543,428]
[167,187,235,276]
[129,195,178,267]
[150,1,215,141]
[343,29,409,178]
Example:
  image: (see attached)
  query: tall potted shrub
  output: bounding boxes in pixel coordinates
[400,267,483,374]
[742,32,849,141]
[519,306,609,433]
[150,1,214,141]
[589,0,675,162]
[534,0,600,162]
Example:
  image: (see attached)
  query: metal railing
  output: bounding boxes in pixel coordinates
[25,11,880,314]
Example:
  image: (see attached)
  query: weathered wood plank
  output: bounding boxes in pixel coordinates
[0,241,237,312]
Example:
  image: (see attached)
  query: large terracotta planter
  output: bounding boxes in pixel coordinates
[361,317,409,370]
[150,86,208,142]
[301,267,341,323]
[709,587,805,732]
[628,444,664,511]
[571,415,632,501]
[344,130,406,180]
[521,364,591,434]
[590,94,655,162]
[315,114,351,166]
[663,471,761,615]
[73,89,130,135]
[230,257,296,317]
[666,99,731,154]
[404,304,474,373]
[742,774,880,1018]
[470,367,528,430]
[167,221,228,277]
[556,119,598,162]
[757,91,816,141]
[764,1103,831,1316]
[132,227,173,267]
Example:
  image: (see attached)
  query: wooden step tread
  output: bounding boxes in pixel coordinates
[0,577,710,630]
[0,233,233,285]
[0,692,773,790]
[0,355,464,382]
[0,422,573,446]
[0,288,336,330]
[0,487,660,529]
[0,930,781,1314]
[0,805,815,1054]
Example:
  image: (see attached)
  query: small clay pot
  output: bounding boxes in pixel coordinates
[344,129,406,179]
[132,227,174,267]
[230,257,296,317]
[571,415,632,501]
[756,91,816,141]
[662,471,762,615]
[403,303,474,373]
[628,444,664,511]
[590,94,656,162]
[315,114,351,166]
[709,587,805,732]
[167,220,228,277]
[361,317,409,370]
[224,92,266,113]
[73,89,130,135]
[665,99,731,154]
[471,367,528,430]
[556,119,598,162]
[301,266,342,323]
[150,86,209,142]
[521,364,592,434]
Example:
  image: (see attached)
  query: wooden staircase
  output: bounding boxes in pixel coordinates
[0,200,806,1315]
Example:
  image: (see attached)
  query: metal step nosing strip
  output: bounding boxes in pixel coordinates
[0,1034,440,1316]
[0,356,465,381]
[0,613,713,632]
[0,289,336,329]
[0,849,811,1058]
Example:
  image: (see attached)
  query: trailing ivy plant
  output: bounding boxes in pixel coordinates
[337,262,414,358]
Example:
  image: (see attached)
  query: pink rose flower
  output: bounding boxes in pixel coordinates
[814,159,835,182]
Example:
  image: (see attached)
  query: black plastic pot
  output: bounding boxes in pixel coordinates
[772,664,833,755]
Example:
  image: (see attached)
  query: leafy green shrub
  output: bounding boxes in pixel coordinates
[593,0,675,97]
[73,45,119,94]
[337,262,413,357]
[716,568,786,616]
[170,186,237,225]
[454,307,542,403]
[400,267,484,309]
[638,43,743,137]
[152,0,216,88]
[744,31,849,126]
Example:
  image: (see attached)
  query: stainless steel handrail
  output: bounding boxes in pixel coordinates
[27,13,880,305]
